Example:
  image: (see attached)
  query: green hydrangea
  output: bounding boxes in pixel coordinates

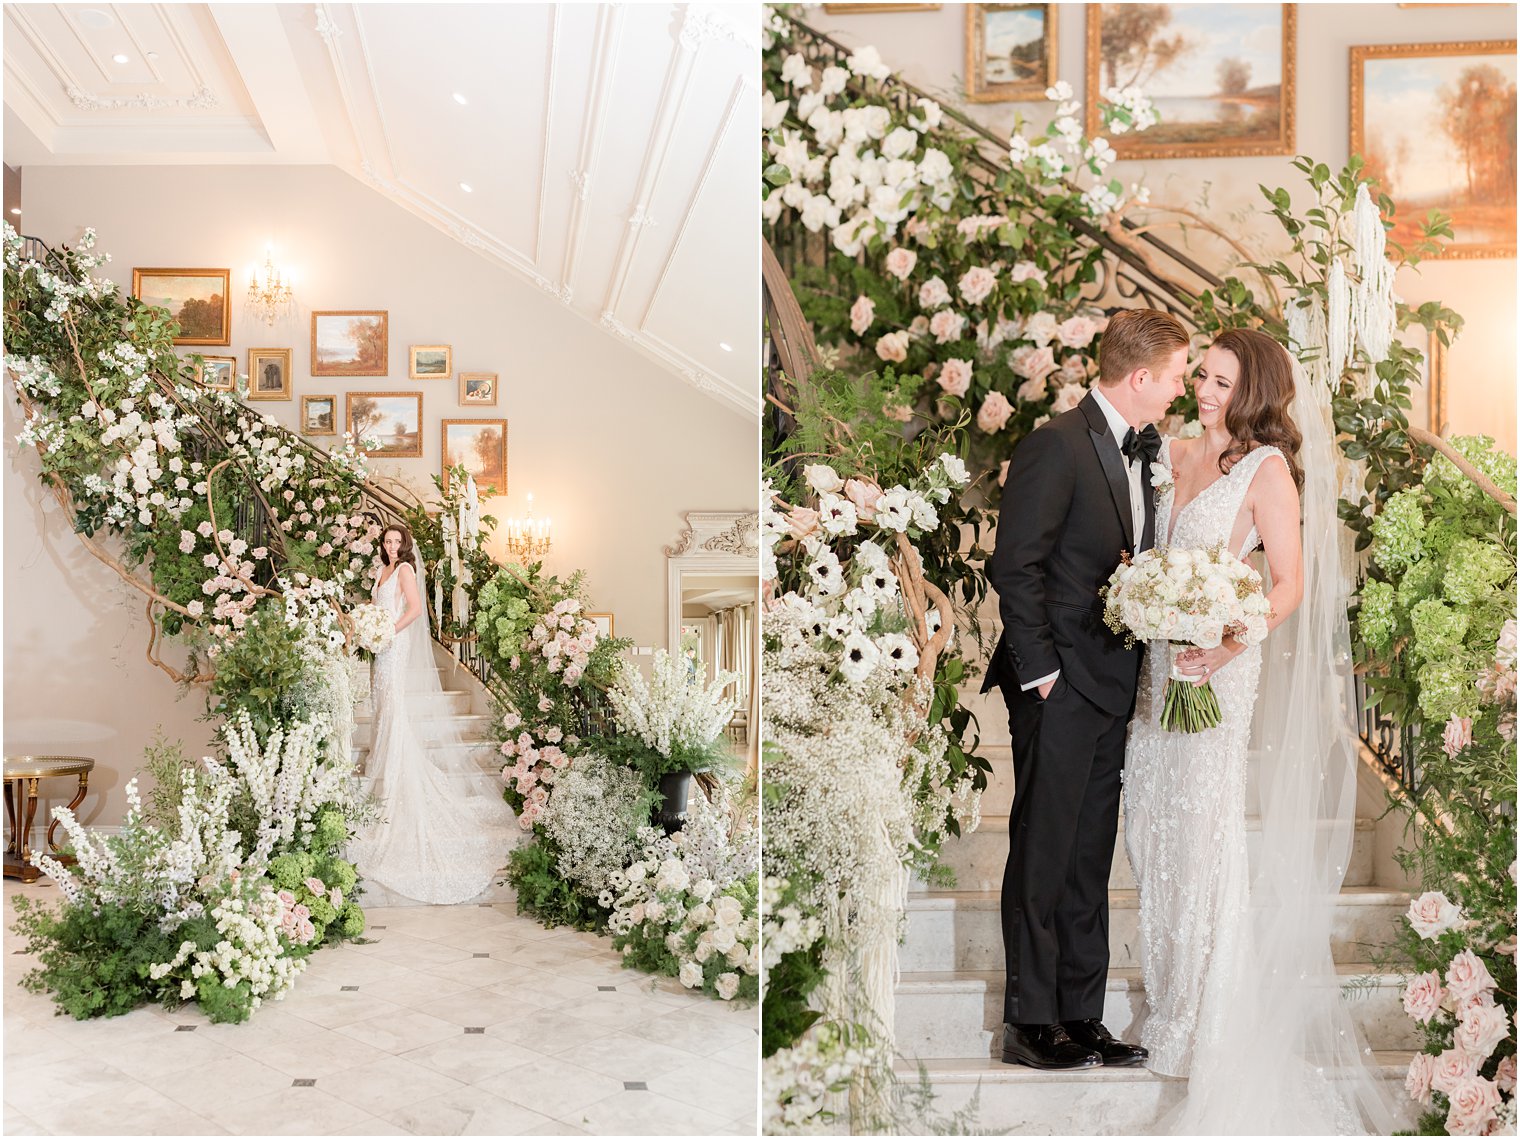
[305,893,338,927]
[1358,579,1397,651]
[1416,659,1482,724]
[269,851,316,891]
[1397,557,1444,613]
[1370,489,1428,572]
[1425,435,1519,502]
[312,808,347,852]
[318,856,358,895]
[1442,538,1514,608]
[337,901,366,937]
[1410,599,1469,665]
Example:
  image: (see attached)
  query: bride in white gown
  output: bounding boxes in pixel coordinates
[1124,329,1398,1133]
[349,523,516,905]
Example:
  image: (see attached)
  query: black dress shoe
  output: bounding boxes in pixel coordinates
[1000,1023,1103,1070]
[1060,1019,1149,1067]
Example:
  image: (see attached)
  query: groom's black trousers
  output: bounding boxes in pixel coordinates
[998,673,1128,1026]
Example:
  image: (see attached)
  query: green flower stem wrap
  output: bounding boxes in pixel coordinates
[1161,644,1223,733]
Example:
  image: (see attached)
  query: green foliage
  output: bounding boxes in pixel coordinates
[205,609,308,734]
[11,895,182,1020]
[596,731,735,782]
[504,830,609,932]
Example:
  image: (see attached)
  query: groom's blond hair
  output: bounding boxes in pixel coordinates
[1097,309,1189,387]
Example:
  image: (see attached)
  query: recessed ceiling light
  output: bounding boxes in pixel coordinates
[112,53,130,64]
[459,182,473,193]
[147,51,159,61]
[719,342,733,352]
[8,208,19,216]
[452,92,468,105]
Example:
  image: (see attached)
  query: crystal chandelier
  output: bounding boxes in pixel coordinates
[503,493,552,558]
[246,249,294,325]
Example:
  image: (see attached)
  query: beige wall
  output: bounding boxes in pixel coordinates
[6,163,757,825]
[804,2,1518,452]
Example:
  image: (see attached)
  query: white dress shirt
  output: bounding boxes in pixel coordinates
[1020,386,1146,693]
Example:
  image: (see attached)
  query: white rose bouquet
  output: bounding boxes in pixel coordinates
[1102,543,1273,733]
[348,603,396,659]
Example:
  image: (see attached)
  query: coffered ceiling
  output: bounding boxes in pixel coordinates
[3,3,760,417]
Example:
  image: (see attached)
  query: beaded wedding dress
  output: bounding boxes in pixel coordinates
[348,554,516,905]
[1123,385,1397,1133]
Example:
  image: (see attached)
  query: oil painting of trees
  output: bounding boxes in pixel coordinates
[1355,41,1516,257]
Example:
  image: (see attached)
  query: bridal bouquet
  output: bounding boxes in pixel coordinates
[348,603,395,658]
[1103,544,1273,733]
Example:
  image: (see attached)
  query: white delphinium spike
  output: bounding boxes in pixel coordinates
[1350,184,1396,368]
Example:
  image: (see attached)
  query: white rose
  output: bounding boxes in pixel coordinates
[679,961,704,988]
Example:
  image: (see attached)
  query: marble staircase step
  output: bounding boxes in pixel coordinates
[354,688,475,717]
[918,813,1377,893]
[893,965,1420,1060]
[353,709,490,731]
[899,887,1408,973]
[893,1051,1418,1135]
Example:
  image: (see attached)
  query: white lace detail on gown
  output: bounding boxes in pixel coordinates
[1124,440,1280,1077]
[348,563,516,905]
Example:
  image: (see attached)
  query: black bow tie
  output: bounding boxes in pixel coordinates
[1121,424,1161,466]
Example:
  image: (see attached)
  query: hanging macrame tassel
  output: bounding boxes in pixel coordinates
[1326,257,1352,386]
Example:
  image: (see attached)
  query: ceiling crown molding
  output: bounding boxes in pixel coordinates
[64,84,220,112]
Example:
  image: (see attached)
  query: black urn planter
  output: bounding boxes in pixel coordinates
[653,770,693,834]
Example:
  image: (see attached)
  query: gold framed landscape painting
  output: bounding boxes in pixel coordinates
[966,4,1056,103]
[1351,40,1517,258]
[246,348,292,401]
[192,353,236,392]
[312,310,388,376]
[347,391,422,457]
[1086,3,1296,159]
[132,268,231,346]
[441,418,507,497]
[409,344,452,380]
[301,394,337,436]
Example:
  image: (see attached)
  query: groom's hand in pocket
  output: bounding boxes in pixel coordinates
[1037,678,1056,700]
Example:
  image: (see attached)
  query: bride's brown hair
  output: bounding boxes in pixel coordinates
[379,523,416,567]
[1212,328,1304,491]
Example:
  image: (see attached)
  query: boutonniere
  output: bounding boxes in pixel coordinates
[1150,466,1175,496]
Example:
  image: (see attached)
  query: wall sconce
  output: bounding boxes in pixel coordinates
[503,492,552,558]
[246,247,294,325]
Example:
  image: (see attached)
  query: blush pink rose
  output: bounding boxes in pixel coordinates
[1057,314,1100,348]
[976,390,1014,433]
[1431,1047,1483,1096]
[1445,1076,1502,1136]
[1446,948,1497,1002]
[785,507,820,540]
[1406,1052,1438,1106]
[1024,311,1059,346]
[937,358,973,398]
[1454,1002,1510,1061]
[1013,345,1057,382]
[1402,970,1446,1023]
[918,277,951,309]
[884,247,917,280]
[1009,260,1047,285]
[1059,353,1092,384]
[1408,890,1466,940]
[1496,1054,1516,1094]
[850,295,876,336]
[1443,715,1474,757]
[1050,383,1086,415]
[957,266,998,306]
[929,309,968,343]
[844,478,883,520]
[875,331,910,363]
[1016,375,1050,403]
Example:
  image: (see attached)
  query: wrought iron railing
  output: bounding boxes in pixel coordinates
[763,18,1417,799]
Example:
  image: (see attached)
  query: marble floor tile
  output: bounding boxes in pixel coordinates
[484,1007,616,1058]
[560,1088,737,1136]
[1,1107,51,1135]
[334,1007,462,1054]
[419,954,533,989]
[482,971,604,1012]
[237,1024,389,1079]
[320,1051,469,1116]
[281,987,409,1031]
[384,1084,554,1136]
[547,1029,709,1085]
[625,1007,759,1057]
[197,1084,383,1136]
[520,1121,590,1135]
[141,1052,299,1116]
[98,1026,244,1083]
[396,1031,542,1085]
[646,1056,759,1120]
[1,1056,140,1118]
[476,1054,624,1119]
[333,1119,411,1136]
[710,1037,761,1071]
[40,1079,227,1136]
[566,989,693,1032]
[411,986,534,1028]
[360,969,476,1010]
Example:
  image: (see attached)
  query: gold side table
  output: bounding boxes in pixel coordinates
[4,755,95,883]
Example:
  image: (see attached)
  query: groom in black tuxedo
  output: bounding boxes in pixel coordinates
[983,308,1190,1070]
